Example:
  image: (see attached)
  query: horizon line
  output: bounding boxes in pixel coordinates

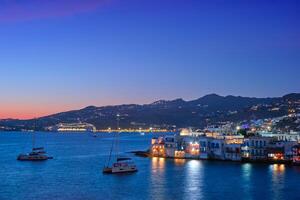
[1,92,298,121]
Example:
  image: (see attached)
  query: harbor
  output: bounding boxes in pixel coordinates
[1,0,299,199]
[1,131,300,200]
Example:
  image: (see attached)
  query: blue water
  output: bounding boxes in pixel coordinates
[0,132,300,200]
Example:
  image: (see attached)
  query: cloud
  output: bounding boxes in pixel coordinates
[0,0,112,22]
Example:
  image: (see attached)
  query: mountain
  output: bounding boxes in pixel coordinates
[1,93,299,131]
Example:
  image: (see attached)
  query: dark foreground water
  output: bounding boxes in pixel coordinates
[0,132,300,200]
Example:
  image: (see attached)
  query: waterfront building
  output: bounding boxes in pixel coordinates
[242,137,273,160]
[177,135,200,158]
[242,136,297,162]
[207,138,225,160]
[283,141,298,160]
[292,144,300,165]
[151,137,165,157]
[199,137,209,159]
[266,141,285,161]
[178,131,243,161]
[207,134,244,161]
[241,139,250,158]
[224,143,242,161]
[164,135,177,158]
[185,141,200,158]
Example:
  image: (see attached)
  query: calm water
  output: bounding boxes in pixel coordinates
[0,132,300,200]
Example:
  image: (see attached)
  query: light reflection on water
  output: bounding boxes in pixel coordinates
[241,163,253,200]
[174,159,186,166]
[184,160,203,200]
[149,157,167,200]
[269,164,286,200]
[151,157,166,171]
[270,164,286,174]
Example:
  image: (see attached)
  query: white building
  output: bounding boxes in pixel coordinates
[259,131,300,142]
[224,143,242,161]
[164,135,177,158]
[208,138,225,160]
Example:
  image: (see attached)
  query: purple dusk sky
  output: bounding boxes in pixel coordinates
[0,0,299,119]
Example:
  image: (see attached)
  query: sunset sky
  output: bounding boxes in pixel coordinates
[0,0,299,119]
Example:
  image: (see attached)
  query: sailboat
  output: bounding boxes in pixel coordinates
[17,121,53,161]
[102,114,138,174]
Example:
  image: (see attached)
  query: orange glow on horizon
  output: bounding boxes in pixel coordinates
[0,97,158,120]
[0,98,153,120]
[0,104,83,120]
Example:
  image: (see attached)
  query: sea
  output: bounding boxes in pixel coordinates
[0,132,299,200]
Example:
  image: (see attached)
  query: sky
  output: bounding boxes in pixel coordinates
[0,0,299,119]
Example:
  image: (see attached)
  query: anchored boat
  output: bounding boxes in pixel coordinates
[103,157,138,174]
[17,147,53,161]
[17,127,53,161]
[103,114,138,174]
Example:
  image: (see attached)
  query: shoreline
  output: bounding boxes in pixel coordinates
[132,150,297,166]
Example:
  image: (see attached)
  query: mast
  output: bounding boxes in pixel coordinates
[116,114,120,159]
[32,118,36,149]
[105,114,120,167]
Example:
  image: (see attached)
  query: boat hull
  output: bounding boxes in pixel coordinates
[17,155,53,161]
[103,167,138,174]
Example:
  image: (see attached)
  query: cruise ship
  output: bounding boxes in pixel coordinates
[49,123,96,132]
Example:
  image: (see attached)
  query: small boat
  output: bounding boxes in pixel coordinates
[17,125,53,161]
[103,158,138,174]
[103,114,138,174]
[17,147,53,161]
